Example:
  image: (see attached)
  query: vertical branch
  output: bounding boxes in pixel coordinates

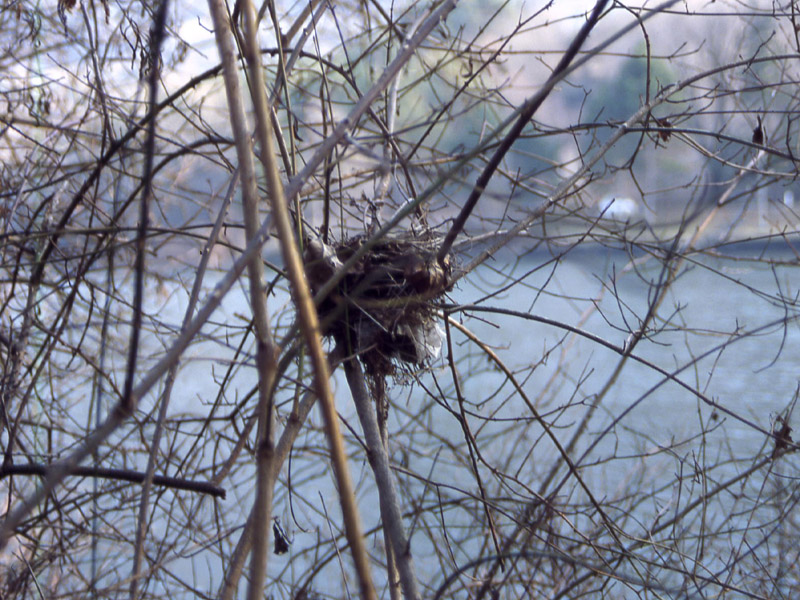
[205,2,280,600]
[125,1,171,595]
[122,0,171,416]
[342,352,422,600]
[237,0,377,598]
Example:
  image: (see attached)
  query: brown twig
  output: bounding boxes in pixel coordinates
[206,1,281,600]
[240,0,386,595]
[0,463,225,498]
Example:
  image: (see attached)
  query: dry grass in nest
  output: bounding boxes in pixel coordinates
[304,231,453,388]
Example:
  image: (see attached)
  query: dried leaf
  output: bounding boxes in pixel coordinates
[655,117,672,143]
[273,520,290,555]
[752,115,764,146]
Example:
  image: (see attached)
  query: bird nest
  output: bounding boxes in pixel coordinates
[304,231,453,389]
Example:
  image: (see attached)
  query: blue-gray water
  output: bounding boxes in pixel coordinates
[63,241,800,597]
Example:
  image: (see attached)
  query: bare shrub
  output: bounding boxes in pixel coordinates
[1,0,799,598]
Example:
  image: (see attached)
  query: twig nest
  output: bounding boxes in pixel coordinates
[304,231,453,381]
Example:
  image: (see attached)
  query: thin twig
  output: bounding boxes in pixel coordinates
[435,0,610,266]
[1,463,225,498]
[130,169,238,592]
[284,0,459,207]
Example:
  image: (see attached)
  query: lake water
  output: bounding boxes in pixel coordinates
[258,240,800,597]
[447,242,800,456]
[26,240,798,597]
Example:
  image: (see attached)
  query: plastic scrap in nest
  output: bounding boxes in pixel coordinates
[304,231,453,381]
